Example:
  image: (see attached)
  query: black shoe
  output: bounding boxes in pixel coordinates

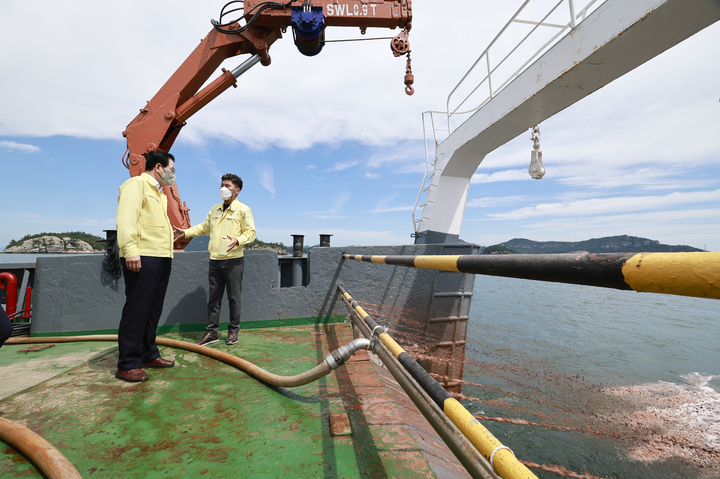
[196,332,219,346]
[226,332,238,345]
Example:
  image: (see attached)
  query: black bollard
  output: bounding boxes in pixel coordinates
[292,235,305,258]
[319,234,332,247]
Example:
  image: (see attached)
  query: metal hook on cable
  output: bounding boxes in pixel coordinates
[404,51,414,96]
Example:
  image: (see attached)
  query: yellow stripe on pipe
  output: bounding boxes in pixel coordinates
[378,333,405,359]
[413,255,461,272]
[371,256,388,264]
[444,398,537,479]
[622,252,720,300]
[342,291,368,319]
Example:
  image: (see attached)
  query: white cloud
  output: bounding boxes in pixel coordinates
[490,190,720,220]
[369,205,414,213]
[0,140,40,153]
[325,161,358,172]
[306,164,316,170]
[302,191,352,218]
[0,2,526,147]
[466,196,526,208]
[471,169,531,184]
[367,194,414,214]
[254,163,276,199]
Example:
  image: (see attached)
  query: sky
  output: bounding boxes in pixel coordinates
[1,0,719,251]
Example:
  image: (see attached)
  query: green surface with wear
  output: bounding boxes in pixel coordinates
[0,324,437,478]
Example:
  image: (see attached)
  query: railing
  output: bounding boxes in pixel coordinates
[411,111,444,236]
[445,0,605,134]
[337,285,537,479]
[412,1,606,235]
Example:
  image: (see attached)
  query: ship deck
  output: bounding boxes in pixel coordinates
[0,323,468,478]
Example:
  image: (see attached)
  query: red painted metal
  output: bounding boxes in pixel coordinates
[22,287,32,319]
[122,1,412,249]
[0,272,18,317]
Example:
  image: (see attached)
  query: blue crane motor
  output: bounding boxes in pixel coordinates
[291,7,325,57]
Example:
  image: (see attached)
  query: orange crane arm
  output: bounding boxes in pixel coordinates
[122,0,412,249]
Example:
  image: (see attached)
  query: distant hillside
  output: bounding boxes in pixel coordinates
[492,235,704,254]
[483,245,517,255]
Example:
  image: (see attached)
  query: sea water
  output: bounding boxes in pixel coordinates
[465,275,720,478]
[0,253,100,264]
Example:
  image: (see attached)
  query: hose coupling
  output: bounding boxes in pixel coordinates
[325,338,372,370]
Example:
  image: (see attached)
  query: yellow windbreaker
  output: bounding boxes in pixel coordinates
[183,199,256,260]
[116,174,174,259]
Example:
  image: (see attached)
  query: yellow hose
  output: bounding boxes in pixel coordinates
[5,335,333,388]
[0,417,82,479]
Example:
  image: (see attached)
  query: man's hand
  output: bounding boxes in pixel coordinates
[226,235,239,253]
[173,226,185,241]
[125,256,141,272]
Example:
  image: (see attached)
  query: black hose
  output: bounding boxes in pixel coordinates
[212,0,293,35]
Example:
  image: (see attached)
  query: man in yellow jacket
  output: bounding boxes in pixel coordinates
[116,151,176,382]
[174,173,256,346]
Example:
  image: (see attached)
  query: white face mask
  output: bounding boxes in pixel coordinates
[219,187,234,201]
[160,168,175,186]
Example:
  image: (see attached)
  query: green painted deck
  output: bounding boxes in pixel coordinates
[0,324,467,478]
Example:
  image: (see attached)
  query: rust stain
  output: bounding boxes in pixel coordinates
[329,413,352,436]
[346,349,370,362]
[16,344,55,353]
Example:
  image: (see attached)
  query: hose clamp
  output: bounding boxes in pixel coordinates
[371,325,386,337]
[488,445,514,475]
[325,351,341,370]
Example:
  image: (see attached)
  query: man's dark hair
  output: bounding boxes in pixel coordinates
[222,173,243,191]
[145,151,175,171]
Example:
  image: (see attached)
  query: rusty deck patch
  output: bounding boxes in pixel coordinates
[347,349,371,362]
[330,413,353,436]
[15,344,55,354]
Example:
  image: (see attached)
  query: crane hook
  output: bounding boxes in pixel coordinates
[404,51,414,96]
[391,29,415,96]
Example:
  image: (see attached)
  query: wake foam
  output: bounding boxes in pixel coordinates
[604,373,720,470]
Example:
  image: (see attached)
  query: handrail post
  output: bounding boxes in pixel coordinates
[568,0,577,28]
[487,52,494,99]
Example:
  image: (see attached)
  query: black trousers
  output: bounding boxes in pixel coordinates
[118,256,172,370]
[0,307,11,350]
[207,257,244,334]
